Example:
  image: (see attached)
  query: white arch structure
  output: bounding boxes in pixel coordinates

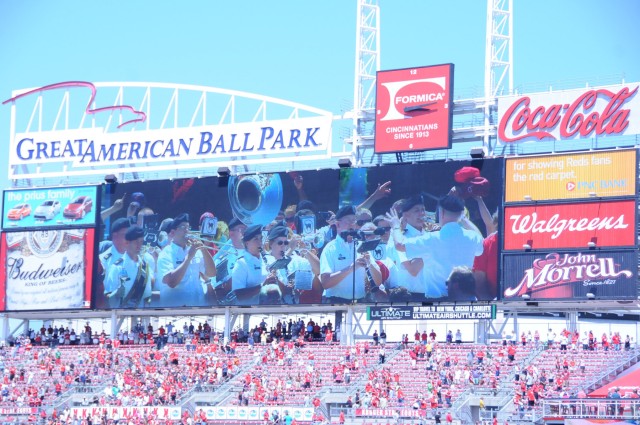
[5,81,338,185]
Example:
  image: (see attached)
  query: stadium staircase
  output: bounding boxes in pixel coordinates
[486,345,640,425]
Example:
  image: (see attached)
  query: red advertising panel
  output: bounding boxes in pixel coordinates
[497,83,640,144]
[503,200,636,251]
[502,250,637,301]
[375,64,453,153]
[0,229,94,311]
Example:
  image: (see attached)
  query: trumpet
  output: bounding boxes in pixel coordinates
[299,230,326,250]
[186,231,228,246]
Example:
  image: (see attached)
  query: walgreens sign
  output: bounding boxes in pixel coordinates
[503,200,636,250]
[497,83,639,144]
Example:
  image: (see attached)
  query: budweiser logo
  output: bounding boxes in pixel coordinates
[499,86,638,143]
[509,212,628,239]
[504,252,633,297]
[6,257,84,282]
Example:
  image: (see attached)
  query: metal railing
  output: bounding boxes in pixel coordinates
[583,347,640,393]
[542,398,640,419]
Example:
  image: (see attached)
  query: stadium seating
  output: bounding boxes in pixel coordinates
[0,335,638,424]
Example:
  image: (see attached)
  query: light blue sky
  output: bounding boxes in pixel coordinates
[0,0,638,202]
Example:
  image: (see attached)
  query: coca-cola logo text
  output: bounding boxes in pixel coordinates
[509,212,628,240]
[499,86,638,143]
[504,252,633,297]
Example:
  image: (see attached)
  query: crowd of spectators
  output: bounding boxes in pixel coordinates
[1,323,638,424]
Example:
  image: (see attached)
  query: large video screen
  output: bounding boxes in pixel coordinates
[95,159,502,309]
[96,171,340,308]
[337,158,503,302]
[0,228,95,311]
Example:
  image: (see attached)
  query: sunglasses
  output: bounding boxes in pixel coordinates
[377,227,391,233]
[356,219,372,226]
[274,240,290,246]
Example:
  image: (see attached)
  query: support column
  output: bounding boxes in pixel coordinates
[242,313,251,333]
[0,314,8,342]
[477,320,489,344]
[110,311,118,339]
[345,306,354,346]
[224,307,231,343]
[566,312,578,333]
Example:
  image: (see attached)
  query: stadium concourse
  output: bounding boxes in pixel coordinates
[1,320,639,425]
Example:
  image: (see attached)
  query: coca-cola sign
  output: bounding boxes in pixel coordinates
[502,251,637,300]
[503,200,636,250]
[497,84,640,144]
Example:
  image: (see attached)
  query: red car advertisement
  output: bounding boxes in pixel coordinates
[503,200,636,251]
[375,64,453,153]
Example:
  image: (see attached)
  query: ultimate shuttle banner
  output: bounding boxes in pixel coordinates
[94,158,503,309]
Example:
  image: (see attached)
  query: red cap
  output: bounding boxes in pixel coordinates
[454,166,480,183]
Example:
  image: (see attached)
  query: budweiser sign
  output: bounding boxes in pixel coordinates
[497,84,640,144]
[0,229,94,311]
[503,201,636,250]
[503,251,637,300]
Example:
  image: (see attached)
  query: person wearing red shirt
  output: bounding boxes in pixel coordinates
[473,230,498,300]
[527,388,536,408]
[507,344,516,362]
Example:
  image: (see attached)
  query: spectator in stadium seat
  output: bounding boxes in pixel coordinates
[454,329,462,344]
